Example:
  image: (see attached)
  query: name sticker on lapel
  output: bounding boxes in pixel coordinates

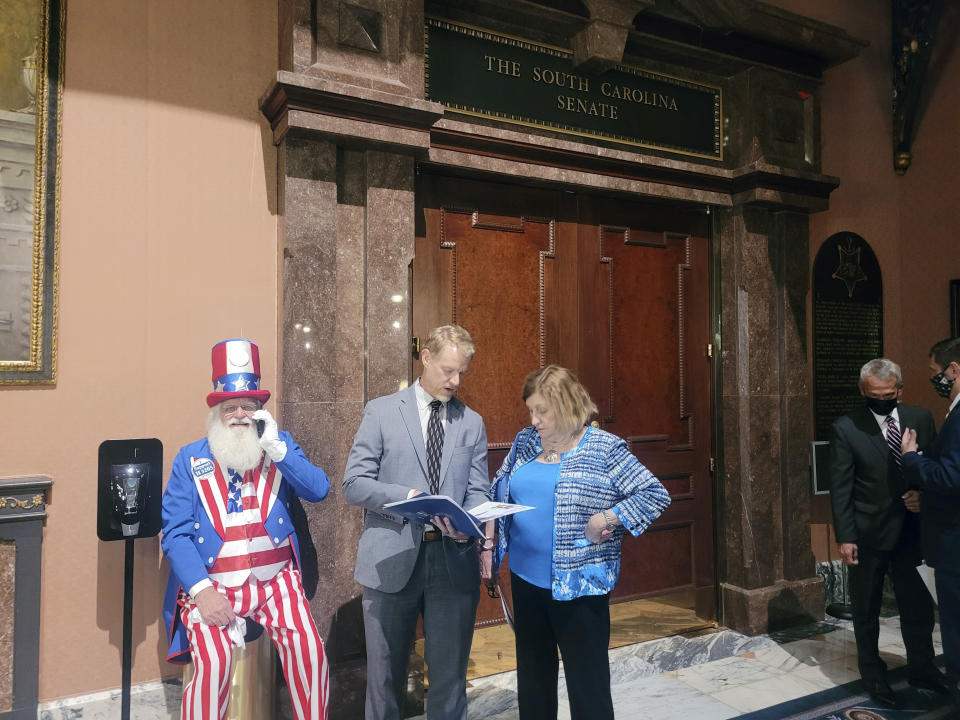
[193,459,215,478]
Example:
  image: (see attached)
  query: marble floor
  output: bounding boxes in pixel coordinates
[37,611,947,719]
[409,615,946,720]
[454,590,715,680]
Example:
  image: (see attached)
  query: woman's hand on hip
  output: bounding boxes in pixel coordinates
[480,550,496,585]
[585,512,614,544]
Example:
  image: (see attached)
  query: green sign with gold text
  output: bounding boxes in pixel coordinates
[426,18,722,161]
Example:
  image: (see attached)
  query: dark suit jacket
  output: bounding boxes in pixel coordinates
[903,402,960,570]
[830,403,936,552]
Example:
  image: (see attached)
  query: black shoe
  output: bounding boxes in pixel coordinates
[863,677,899,708]
[908,667,952,694]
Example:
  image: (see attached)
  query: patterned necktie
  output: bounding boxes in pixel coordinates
[426,400,444,495]
[886,415,902,468]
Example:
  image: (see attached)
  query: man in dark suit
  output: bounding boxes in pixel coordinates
[903,337,960,713]
[343,324,491,720]
[830,358,947,707]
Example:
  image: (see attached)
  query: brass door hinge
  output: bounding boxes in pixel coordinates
[709,456,715,473]
[706,343,713,358]
[412,336,421,359]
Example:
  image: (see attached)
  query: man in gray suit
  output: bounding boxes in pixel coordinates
[343,324,491,720]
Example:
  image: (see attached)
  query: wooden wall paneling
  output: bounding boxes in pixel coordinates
[574,192,713,607]
[616,522,696,600]
[606,232,689,444]
[684,235,715,616]
[448,208,556,445]
[413,199,449,355]
[574,205,613,421]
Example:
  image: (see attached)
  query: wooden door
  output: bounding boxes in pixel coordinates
[413,172,714,626]
[574,195,714,618]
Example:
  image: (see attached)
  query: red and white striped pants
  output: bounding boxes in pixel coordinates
[178,566,329,720]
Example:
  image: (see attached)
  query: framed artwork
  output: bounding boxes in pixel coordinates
[0,0,64,384]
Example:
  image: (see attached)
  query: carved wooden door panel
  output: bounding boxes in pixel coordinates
[575,195,714,618]
[413,173,714,626]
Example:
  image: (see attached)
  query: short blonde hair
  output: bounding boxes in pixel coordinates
[423,324,476,359]
[522,365,597,434]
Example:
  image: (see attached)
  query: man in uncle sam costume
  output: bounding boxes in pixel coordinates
[161,339,330,720]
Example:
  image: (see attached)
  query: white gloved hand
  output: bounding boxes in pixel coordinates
[187,608,247,648]
[252,409,287,462]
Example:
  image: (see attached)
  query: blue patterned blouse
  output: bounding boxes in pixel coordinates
[492,425,671,600]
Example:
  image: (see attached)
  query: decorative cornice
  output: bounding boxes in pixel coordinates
[428,126,838,211]
[0,476,51,522]
[259,70,445,150]
[655,1,868,72]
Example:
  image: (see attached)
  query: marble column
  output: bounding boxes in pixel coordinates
[716,205,822,635]
[278,136,417,718]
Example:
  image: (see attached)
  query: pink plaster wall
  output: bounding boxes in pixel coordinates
[896,14,960,399]
[773,0,960,413]
[767,1,960,558]
[0,1,279,702]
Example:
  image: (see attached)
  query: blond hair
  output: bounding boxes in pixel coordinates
[422,324,476,359]
[522,365,597,434]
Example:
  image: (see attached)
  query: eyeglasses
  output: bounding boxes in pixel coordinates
[221,402,260,415]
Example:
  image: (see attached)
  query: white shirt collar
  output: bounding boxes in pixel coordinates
[414,378,447,409]
[949,392,960,416]
[869,405,900,429]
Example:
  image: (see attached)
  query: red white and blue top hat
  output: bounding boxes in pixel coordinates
[206,339,272,408]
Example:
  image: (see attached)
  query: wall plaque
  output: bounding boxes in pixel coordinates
[425,18,722,161]
[812,232,883,441]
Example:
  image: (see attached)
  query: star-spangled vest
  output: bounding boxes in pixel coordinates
[190,455,293,588]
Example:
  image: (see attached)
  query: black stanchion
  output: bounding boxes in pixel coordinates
[122,537,134,720]
[97,439,162,720]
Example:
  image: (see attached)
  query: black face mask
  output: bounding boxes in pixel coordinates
[930,369,955,399]
[865,397,898,416]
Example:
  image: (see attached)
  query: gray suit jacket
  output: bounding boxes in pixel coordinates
[343,385,490,592]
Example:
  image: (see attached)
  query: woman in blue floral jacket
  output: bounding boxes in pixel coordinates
[490,365,671,720]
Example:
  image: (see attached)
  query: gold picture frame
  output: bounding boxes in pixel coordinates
[0,0,64,384]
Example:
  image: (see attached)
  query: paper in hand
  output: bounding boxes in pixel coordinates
[466,500,534,522]
[916,562,937,605]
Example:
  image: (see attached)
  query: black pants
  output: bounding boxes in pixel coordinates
[848,535,936,682]
[935,567,960,708]
[511,572,614,720]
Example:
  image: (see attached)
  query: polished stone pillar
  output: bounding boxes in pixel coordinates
[277,135,418,717]
[716,205,822,635]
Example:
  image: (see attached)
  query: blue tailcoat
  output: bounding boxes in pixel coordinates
[161,432,328,663]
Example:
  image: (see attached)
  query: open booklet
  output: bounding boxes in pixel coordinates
[383,496,533,540]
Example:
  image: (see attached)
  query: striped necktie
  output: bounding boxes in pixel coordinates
[886,415,902,468]
[426,400,444,495]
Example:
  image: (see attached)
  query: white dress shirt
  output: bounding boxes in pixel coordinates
[409,379,448,501]
[414,378,448,444]
[869,405,900,440]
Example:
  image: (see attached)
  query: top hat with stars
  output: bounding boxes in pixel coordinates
[206,339,272,408]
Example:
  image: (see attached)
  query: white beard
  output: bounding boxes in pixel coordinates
[206,407,264,472]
